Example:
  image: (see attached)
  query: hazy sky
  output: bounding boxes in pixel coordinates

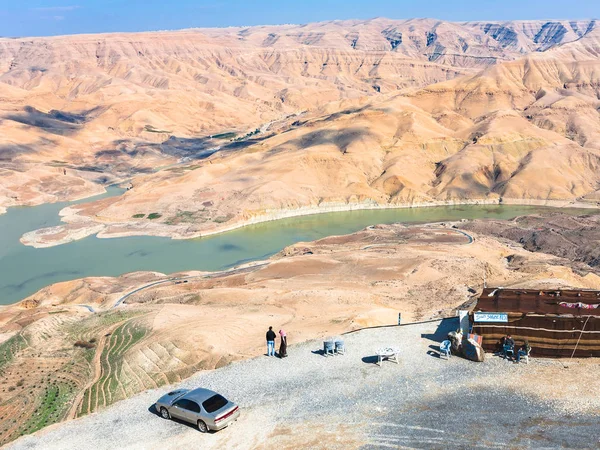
[2,0,598,37]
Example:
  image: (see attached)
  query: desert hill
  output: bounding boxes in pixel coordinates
[1,18,598,213]
[4,17,600,447]
[20,25,600,247]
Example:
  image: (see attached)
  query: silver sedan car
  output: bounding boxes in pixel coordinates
[155,388,240,432]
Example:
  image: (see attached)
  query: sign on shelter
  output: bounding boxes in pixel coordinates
[473,312,508,323]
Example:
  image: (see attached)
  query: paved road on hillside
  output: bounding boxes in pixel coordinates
[111,262,269,308]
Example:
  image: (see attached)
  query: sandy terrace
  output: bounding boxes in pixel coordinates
[8,318,600,450]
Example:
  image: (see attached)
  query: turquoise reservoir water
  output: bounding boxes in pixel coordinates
[0,189,595,305]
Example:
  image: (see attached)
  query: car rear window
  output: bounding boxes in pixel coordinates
[202,394,228,413]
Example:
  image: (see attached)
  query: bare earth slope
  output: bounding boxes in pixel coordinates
[2,220,600,445]
[1,18,599,214]
[460,212,600,269]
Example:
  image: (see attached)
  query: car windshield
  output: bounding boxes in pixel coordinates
[202,394,228,413]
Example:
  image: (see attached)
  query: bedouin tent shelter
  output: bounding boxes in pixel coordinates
[471,288,600,357]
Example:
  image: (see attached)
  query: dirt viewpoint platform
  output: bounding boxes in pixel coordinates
[8,319,599,450]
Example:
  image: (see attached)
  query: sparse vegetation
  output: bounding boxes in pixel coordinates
[78,319,150,417]
[164,210,196,225]
[0,334,26,375]
[74,340,96,349]
[211,131,237,139]
[21,382,76,435]
[213,214,233,223]
[144,125,171,133]
[233,128,260,141]
[66,309,146,342]
[132,213,145,218]
[164,164,201,172]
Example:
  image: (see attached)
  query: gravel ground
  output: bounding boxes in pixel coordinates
[8,319,600,450]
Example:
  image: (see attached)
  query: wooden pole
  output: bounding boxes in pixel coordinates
[570,315,591,360]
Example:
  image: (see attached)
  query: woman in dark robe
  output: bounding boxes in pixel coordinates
[278,329,288,358]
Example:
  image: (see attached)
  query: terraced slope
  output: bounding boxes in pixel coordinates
[0,309,156,445]
[77,318,150,416]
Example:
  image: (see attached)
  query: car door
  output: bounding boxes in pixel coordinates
[183,400,202,424]
[171,399,192,421]
[172,399,201,424]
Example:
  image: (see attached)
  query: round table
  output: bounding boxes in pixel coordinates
[375,346,400,366]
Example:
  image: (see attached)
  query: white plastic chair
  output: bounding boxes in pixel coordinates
[440,340,451,359]
[518,348,531,364]
[324,340,335,356]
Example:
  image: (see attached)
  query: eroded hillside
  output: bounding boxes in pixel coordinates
[19,25,600,247]
[1,18,598,214]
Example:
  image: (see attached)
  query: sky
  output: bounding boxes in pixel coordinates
[1,0,598,38]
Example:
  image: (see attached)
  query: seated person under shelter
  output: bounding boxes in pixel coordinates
[502,334,515,359]
[516,340,531,363]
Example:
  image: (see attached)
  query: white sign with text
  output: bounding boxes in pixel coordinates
[474,312,508,323]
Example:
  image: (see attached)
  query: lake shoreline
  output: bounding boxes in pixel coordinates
[21,196,600,248]
[0,180,110,217]
[4,197,599,307]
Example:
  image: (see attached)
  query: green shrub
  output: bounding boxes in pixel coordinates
[213,215,232,223]
[212,132,237,139]
[132,213,145,219]
[144,125,171,133]
[147,213,162,220]
[73,340,95,349]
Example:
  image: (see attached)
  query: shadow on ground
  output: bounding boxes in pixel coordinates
[5,106,105,136]
[361,355,380,365]
[420,317,458,343]
[426,344,444,359]
[147,403,215,434]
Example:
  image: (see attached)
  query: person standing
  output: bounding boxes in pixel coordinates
[278,329,288,358]
[266,326,276,357]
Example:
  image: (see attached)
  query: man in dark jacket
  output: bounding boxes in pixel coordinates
[266,326,276,356]
[503,334,515,359]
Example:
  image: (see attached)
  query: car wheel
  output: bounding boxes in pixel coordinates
[197,420,208,433]
[160,407,170,419]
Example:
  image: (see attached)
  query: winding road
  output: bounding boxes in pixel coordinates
[76,226,475,314]
[111,262,270,308]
